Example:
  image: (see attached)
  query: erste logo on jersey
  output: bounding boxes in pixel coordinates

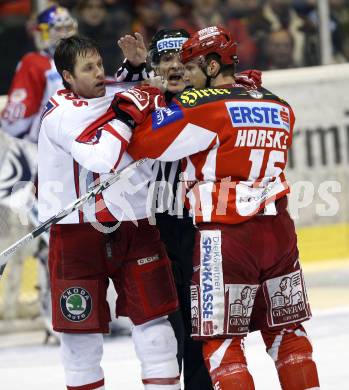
[226,101,290,131]
[152,102,183,129]
[60,287,92,322]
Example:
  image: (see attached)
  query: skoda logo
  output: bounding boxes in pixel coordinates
[60,287,92,322]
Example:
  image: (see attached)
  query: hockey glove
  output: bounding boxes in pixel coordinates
[234,69,262,90]
[111,85,166,128]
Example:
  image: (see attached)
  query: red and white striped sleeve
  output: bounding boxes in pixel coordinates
[127,101,217,161]
[71,116,132,173]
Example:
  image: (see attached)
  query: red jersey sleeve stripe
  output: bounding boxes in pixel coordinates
[76,107,116,143]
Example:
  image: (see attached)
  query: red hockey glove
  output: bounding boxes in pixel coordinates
[234,69,262,89]
[111,85,166,127]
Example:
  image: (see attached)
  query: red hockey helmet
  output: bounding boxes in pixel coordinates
[181,26,238,65]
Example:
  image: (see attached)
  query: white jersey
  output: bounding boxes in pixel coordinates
[38,84,153,224]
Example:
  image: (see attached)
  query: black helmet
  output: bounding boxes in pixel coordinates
[148,28,190,65]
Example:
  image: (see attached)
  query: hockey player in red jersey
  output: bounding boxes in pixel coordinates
[1,5,77,142]
[39,36,180,390]
[117,28,215,390]
[110,26,321,390]
[114,29,262,390]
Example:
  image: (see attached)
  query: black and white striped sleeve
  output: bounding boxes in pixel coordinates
[114,59,152,82]
[150,160,189,218]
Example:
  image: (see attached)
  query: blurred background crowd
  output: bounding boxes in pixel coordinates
[0,0,349,94]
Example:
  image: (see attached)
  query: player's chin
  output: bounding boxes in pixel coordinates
[94,84,106,97]
[166,80,186,94]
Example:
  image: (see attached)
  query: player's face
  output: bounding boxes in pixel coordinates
[66,50,106,98]
[50,21,77,47]
[184,60,207,88]
[156,52,186,93]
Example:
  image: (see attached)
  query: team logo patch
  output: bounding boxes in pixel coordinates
[152,102,183,129]
[83,128,102,145]
[10,88,27,103]
[264,270,311,327]
[198,26,220,41]
[60,287,92,322]
[225,284,259,334]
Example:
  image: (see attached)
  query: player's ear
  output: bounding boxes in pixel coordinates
[153,65,160,77]
[206,59,220,78]
[62,69,74,86]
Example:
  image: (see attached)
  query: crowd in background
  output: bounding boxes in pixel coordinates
[0,0,349,94]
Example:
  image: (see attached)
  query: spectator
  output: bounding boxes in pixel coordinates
[58,0,78,10]
[224,0,262,19]
[0,25,34,94]
[103,0,135,13]
[171,0,224,36]
[292,0,316,17]
[262,0,306,66]
[161,0,190,28]
[0,0,31,21]
[303,0,348,64]
[75,0,131,76]
[263,29,296,69]
[224,0,260,70]
[0,1,35,93]
[132,0,163,46]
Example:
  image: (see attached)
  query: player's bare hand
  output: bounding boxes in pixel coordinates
[118,32,147,67]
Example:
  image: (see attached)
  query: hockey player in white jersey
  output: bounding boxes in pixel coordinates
[1,5,77,142]
[0,5,78,339]
[38,36,180,390]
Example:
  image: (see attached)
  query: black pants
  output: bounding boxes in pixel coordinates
[156,213,213,390]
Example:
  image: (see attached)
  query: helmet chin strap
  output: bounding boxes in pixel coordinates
[205,76,211,88]
[202,61,220,88]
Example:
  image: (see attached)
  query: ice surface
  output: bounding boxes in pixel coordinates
[0,307,348,389]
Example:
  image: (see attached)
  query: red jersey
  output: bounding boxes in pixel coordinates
[1,51,62,143]
[128,85,295,225]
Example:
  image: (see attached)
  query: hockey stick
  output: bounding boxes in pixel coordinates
[0,158,148,277]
